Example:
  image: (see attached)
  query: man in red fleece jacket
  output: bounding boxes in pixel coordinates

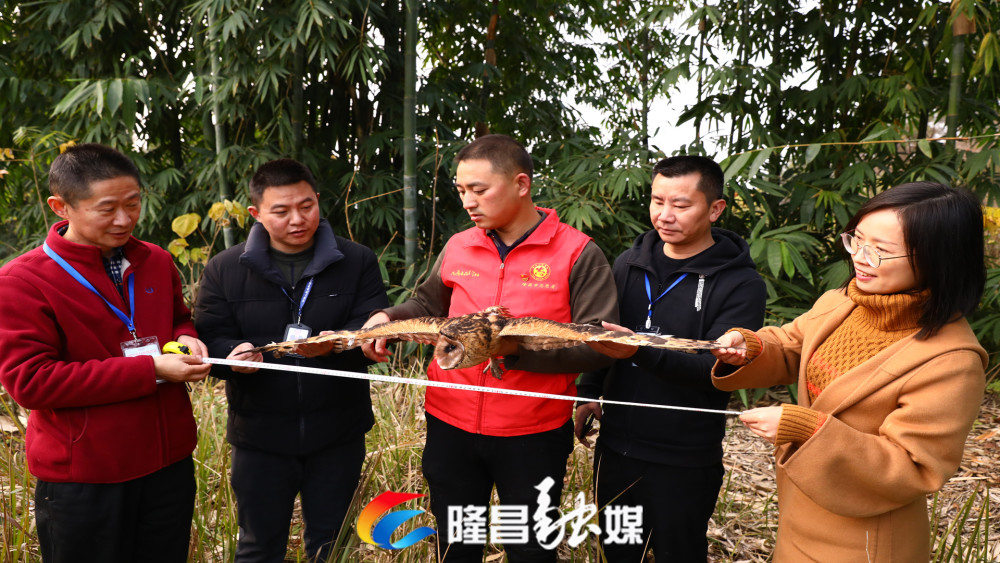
[0,143,210,563]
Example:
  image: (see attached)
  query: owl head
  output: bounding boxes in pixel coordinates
[433,334,469,369]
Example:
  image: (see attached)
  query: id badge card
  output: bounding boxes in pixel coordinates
[122,336,160,357]
[284,323,312,358]
[637,325,662,336]
[122,336,166,384]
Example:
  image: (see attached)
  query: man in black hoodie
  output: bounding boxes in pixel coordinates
[576,155,766,562]
[195,159,388,563]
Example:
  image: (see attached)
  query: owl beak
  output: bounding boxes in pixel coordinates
[434,335,466,370]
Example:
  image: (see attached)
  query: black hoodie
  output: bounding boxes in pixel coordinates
[577,227,766,466]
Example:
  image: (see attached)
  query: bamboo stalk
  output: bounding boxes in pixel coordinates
[403,0,419,268]
[946,7,975,150]
[207,11,235,249]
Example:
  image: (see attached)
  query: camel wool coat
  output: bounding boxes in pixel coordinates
[712,288,986,562]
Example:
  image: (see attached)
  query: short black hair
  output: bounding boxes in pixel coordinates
[842,182,985,338]
[248,159,317,205]
[48,144,141,206]
[455,134,534,179]
[651,155,724,202]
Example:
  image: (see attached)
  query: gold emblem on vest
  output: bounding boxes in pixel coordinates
[529,263,551,281]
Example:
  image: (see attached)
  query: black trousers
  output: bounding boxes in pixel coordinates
[421,413,574,563]
[594,444,724,562]
[231,436,365,563]
[34,456,195,563]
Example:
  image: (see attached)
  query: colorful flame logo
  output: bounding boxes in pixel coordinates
[357,491,436,550]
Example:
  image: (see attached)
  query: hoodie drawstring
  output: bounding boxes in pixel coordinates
[695,274,705,311]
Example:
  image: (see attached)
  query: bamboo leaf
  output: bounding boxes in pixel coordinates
[52,81,94,115]
[723,152,752,182]
[917,139,933,159]
[788,246,814,284]
[121,79,136,132]
[748,148,774,178]
[106,79,123,115]
[780,243,794,278]
[766,241,782,277]
[804,143,821,165]
[861,126,888,142]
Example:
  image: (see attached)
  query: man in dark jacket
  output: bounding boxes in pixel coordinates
[576,155,767,562]
[194,159,389,563]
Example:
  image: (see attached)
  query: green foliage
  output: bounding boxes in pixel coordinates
[665,0,1000,353]
[1,0,999,344]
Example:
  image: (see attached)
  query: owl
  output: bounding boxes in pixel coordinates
[247,306,729,379]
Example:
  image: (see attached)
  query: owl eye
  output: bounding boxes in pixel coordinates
[444,343,457,353]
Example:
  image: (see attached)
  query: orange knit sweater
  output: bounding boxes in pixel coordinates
[738,280,925,445]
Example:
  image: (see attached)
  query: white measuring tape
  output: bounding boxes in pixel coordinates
[205,357,742,416]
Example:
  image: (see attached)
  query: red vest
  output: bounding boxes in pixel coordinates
[425,208,591,436]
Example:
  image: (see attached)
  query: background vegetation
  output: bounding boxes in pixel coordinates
[1,0,998,336]
[1,0,999,560]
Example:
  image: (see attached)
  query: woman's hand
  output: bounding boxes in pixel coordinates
[711,331,748,365]
[739,406,782,444]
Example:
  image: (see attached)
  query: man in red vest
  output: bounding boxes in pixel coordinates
[362,134,618,561]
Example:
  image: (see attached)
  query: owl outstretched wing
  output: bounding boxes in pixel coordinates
[356,316,448,345]
[245,330,358,357]
[497,317,610,350]
[497,317,726,353]
[247,316,448,358]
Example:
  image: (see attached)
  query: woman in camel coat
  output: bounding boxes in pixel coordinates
[711,182,987,561]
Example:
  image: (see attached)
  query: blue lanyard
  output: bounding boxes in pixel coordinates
[281,277,314,324]
[643,272,688,330]
[43,242,137,338]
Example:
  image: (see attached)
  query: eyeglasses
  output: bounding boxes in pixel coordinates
[840,232,911,269]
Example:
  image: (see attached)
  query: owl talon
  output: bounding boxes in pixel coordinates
[486,358,504,380]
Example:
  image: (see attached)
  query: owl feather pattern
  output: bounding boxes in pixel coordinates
[247,306,729,379]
